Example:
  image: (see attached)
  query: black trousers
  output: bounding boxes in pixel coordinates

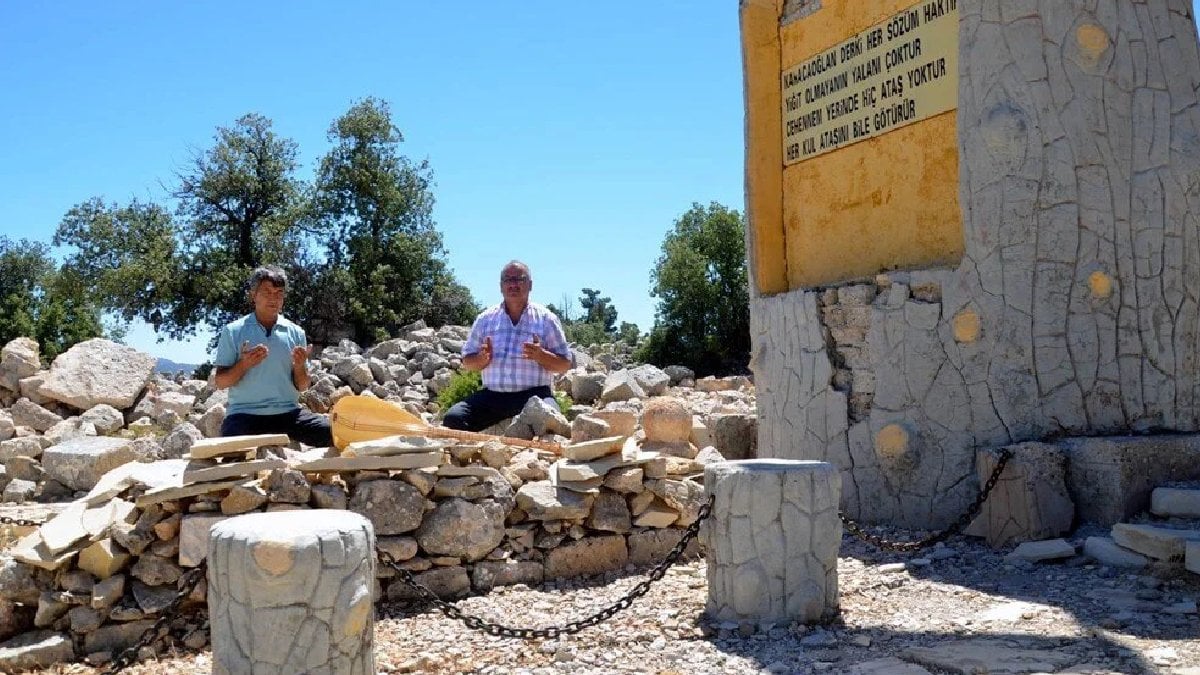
[220,408,333,448]
[442,386,554,432]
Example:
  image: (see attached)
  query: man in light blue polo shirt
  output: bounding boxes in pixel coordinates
[213,266,333,447]
[444,260,572,431]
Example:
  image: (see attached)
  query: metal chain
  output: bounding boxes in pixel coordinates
[102,561,208,675]
[0,514,49,528]
[839,447,1013,552]
[380,495,714,639]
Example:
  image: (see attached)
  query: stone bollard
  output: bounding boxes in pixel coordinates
[704,460,840,624]
[207,510,376,675]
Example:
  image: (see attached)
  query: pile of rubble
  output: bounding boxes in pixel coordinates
[0,325,757,504]
[0,329,758,669]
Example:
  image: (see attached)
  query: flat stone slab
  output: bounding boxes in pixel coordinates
[1005,539,1075,562]
[1083,536,1149,569]
[561,435,626,461]
[902,639,1079,674]
[37,338,156,410]
[1151,487,1200,518]
[1110,523,1200,561]
[293,452,443,472]
[343,435,449,456]
[179,514,230,567]
[182,458,288,484]
[188,434,290,460]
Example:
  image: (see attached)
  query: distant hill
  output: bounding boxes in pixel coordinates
[156,358,200,376]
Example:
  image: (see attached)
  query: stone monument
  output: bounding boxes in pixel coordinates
[740,0,1200,526]
[207,510,376,674]
[704,460,840,623]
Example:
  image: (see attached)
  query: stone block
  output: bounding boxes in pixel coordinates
[705,459,840,624]
[10,398,62,433]
[515,480,594,520]
[388,566,470,601]
[1060,435,1200,525]
[642,397,692,444]
[600,370,645,404]
[77,539,130,579]
[208,511,375,674]
[1187,541,1199,575]
[0,631,74,672]
[179,514,230,567]
[415,498,503,562]
[1110,524,1200,562]
[1083,536,1149,569]
[590,409,638,437]
[83,619,155,656]
[627,529,701,566]
[348,479,426,535]
[1151,487,1200,518]
[587,492,632,533]
[40,436,139,491]
[544,535,628,579]
[705,414,757,460]
[970,443,1074,547]
[569,373,606,404]
[471,561,544,592]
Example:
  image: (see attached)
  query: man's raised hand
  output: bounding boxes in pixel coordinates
[239,341,269,370]
[291,345,311,370]
[479,336,493,367]
[521,334,544,361]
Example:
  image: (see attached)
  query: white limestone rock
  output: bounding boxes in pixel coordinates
[1005,539,1076,563]
[79,404,124,435]
[0,338,40,392]
[37,339,156,410]
[10,398,62,433]
[40,436,140,491]
[1083,536,1149,569]
[1151,487,1200,518]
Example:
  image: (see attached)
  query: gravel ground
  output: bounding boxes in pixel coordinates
[27,528,1200,675]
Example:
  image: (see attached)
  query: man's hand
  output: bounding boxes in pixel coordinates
[462,336,493,372]
[291,345,311,371]
[240,341,269,370]
[478,336,493,368]
[521,334,546,363]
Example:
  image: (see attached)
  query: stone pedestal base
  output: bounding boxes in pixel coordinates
[704,460,840,624]
[208,511,376,675]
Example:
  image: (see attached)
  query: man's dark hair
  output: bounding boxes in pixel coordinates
[248,266,288,293]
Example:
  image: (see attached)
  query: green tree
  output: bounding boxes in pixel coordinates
[56,114,306,341]
[638,202,749,375]
[0,237,107,361]
[578,288,617,333]
[313,98,476,343]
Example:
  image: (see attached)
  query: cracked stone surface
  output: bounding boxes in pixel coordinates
[207,510,376,675]
[749,0,1200,527]
[704,460,840,623]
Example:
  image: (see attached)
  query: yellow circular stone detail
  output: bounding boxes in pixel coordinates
[1076,23,1110,66]
[952,310,981,343]
[341,595,371,638]
[251,541,295,576]
[1088,270,1114,299]
[875,424,909,458]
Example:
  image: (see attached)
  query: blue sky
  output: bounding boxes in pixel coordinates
[3,3,1199,364]
[0,2,744,363]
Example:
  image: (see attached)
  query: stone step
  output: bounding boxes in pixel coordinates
[1110,523,1200,561]
[1151,487,1200,518]
[1083,536,1149,569]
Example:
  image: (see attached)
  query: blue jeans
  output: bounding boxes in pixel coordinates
[442,386,554,432]
[220,408,333,447]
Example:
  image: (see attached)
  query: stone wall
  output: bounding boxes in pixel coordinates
[0,435,711,666]
[748,0,1200,527]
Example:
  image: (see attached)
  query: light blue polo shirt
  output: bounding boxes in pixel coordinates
[214,313,307,416]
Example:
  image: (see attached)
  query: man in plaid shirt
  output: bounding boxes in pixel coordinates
[443,260,573,431]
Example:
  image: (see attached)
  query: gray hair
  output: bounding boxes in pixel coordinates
[501,260,531,279]
[248,266,288,293]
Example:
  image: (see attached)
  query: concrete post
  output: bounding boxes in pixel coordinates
[704,459,840,624]
[207,511,376,675]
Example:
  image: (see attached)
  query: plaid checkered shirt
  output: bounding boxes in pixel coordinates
[463,301,571,391]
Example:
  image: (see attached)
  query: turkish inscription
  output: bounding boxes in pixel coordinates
[781,0,958,164]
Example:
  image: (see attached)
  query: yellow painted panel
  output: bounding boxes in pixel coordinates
[741,0,788,295]
[776,0,964,288]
